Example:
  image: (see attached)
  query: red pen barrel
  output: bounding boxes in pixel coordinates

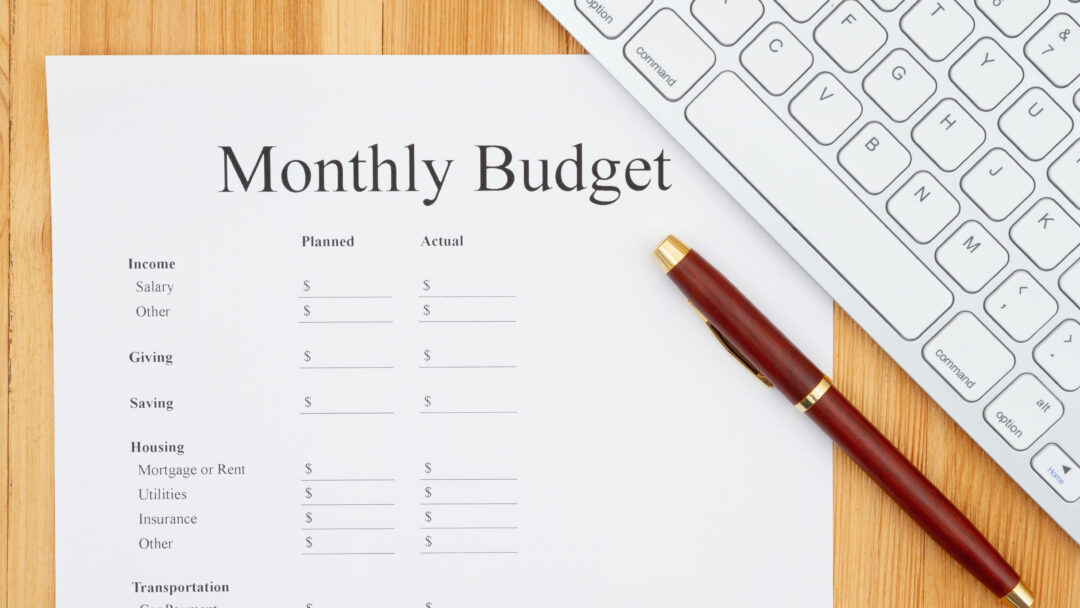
[665,248,825,403]
[806,389,1020,597]
[657,236,1031,606]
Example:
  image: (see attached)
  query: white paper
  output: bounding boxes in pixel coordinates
[47,55,833,607]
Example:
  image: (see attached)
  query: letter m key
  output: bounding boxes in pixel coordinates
[963,235,981,253]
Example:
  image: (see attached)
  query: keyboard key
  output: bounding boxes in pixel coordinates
[692,0,763,47]
[863,49,936,122]
[1035,319,1080,391]
[901,0,974,62]
[774,0,827,23]
[999,88,1073,161]
[887,171,959,243]
[1025,13,1080,88]
[741,23,813,95]
[1049,139,1080,208]
[985,271,1057,342]
[912,98,985,172]
[870,0,904,11]
[1032,444,1080,502]
[949,38,1023,111]
[814,1,887,73]
[984,375,1063,450]
[1061,259,1080,309]
[936,220,1008,292]
[789,72,862,145]
[687,71,952,339]
[576,0,652,39]
[961,148,1034,221]
[1010,198,1080,270]
[923,311,1014,401]
[975,0,1048,38]
[624,9,716,101]
[839,122,910,194]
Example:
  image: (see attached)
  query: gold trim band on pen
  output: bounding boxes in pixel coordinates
[795,377,832,413]
[654,235,690,273]
[1003,581,1035,608]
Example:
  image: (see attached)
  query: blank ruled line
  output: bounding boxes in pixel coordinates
[419,365,516,369]
[419,320,517,324]
[417,295,517,299]
[419,411,517,415]
[302,552,396,556]
[420,551,518,555]
[300,320,394,324]
[420,526,519,530]
[419,502,518,506]
[299,296,394,300]
[301,367,395,371]
[302,477,395,483]
[301,527,396,531]
[420,478,518,482]
[302,503,395,507]
[298,412,395,416]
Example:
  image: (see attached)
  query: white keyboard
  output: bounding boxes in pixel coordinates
[543,0,1080,542]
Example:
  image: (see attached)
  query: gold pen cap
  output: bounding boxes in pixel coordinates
[654,235,690,272]
[1003,581,1034,608]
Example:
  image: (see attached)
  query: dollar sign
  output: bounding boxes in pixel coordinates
[303,280,311,292]
[304,350,312,362]
[305,463,313,474]
[305,512,313,524]
[304,396,312,408]
[422,304,431,316]
[422,279,431,291]
[425,486,432,498]
[425,535,433,547]
[427,603,433,608]
[303,304,311,317]
[424,395,432,407]
[423,349,431,362]
[305,536,313,548]
[425,462,432,474]
[425,511,432,522]
[305,487,313,499]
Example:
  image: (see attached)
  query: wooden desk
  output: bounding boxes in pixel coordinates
[3,1,1078,606]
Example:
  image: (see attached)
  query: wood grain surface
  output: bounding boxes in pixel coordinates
[4,1,1078,606]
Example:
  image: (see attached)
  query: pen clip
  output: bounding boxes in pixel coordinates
[689,302,773,388]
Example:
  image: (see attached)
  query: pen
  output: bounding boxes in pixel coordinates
[654,235,1035,608]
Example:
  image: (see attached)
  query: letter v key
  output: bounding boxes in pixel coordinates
[789,72,862,145]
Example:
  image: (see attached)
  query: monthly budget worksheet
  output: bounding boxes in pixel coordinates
[46,56,832,608]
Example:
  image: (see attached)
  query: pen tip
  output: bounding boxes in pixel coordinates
[654,235,690,273]
[1004,581,1035,608]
